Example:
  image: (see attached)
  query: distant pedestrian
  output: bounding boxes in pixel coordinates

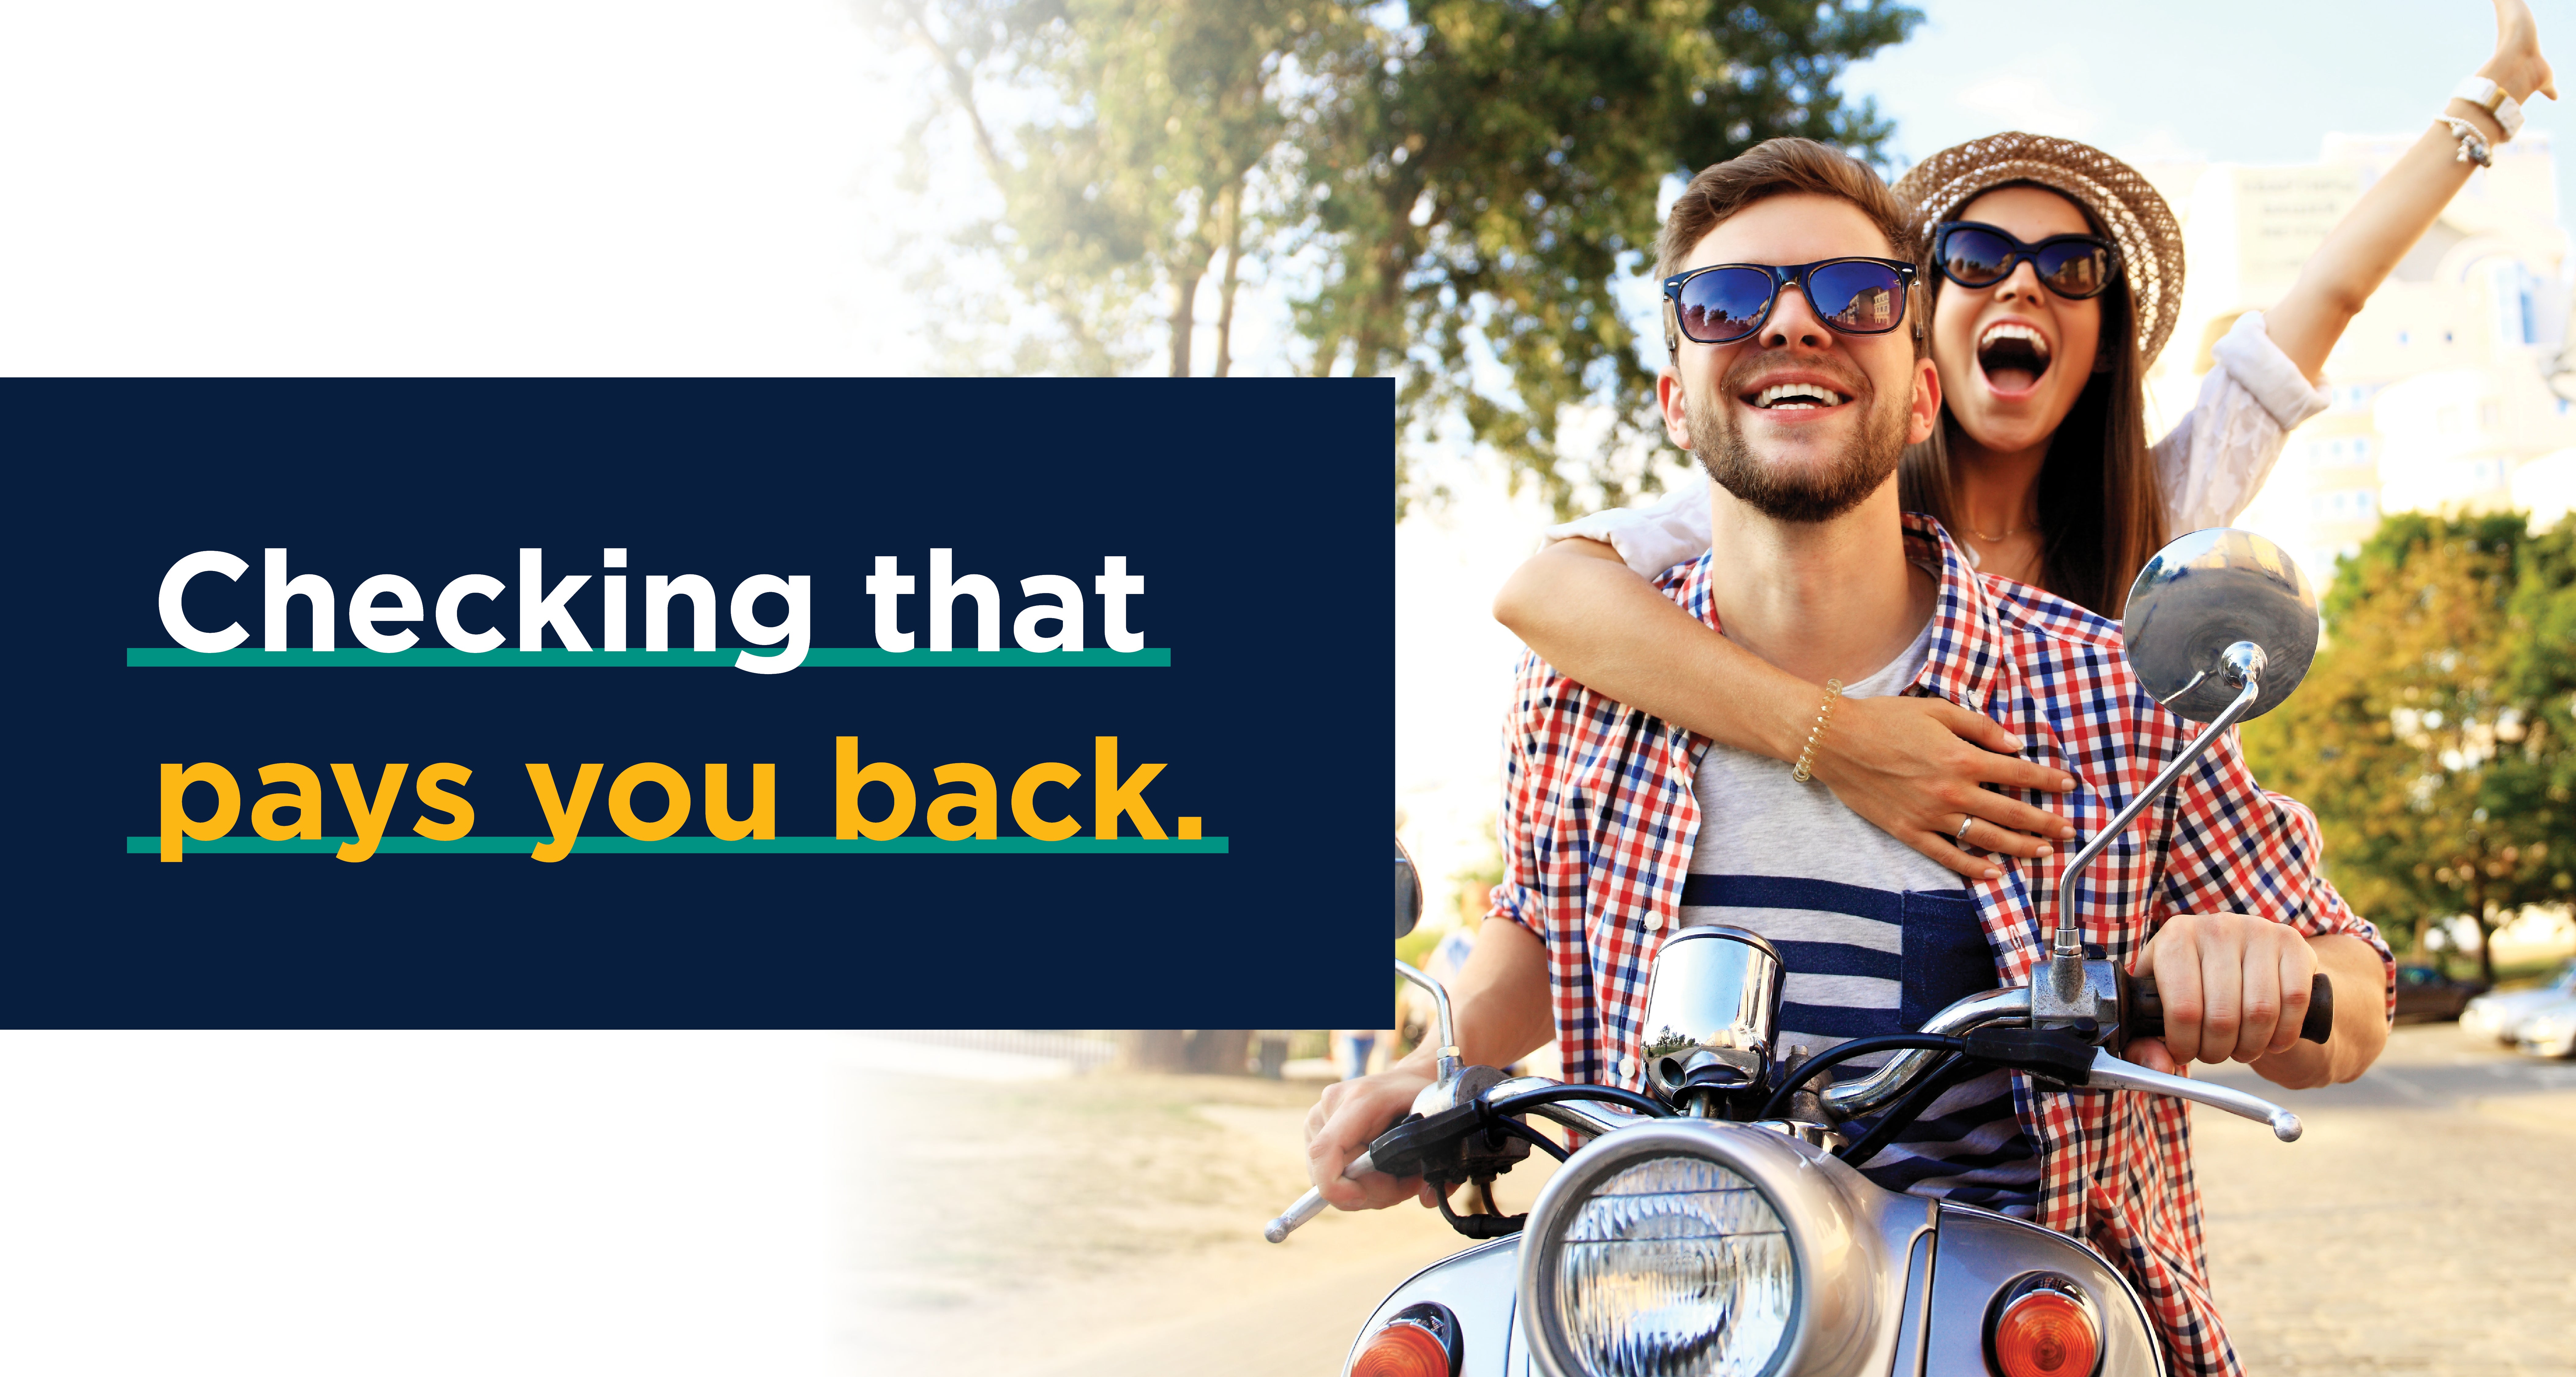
[1331,1030,1383,1081]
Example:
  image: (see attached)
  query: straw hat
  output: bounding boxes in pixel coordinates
[1893,132,2185,369]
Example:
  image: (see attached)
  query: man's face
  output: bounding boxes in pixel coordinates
[1657,193,1940,523]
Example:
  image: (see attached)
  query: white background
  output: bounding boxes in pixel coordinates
[6,4,2569,1373]
[0,1031,858,1376]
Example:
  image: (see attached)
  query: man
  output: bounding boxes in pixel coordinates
[1310,139,2392,1377]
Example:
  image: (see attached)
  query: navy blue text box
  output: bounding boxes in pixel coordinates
[16,379,1393,1029]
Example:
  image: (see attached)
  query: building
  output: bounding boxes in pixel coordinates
[2139,133,2574,589]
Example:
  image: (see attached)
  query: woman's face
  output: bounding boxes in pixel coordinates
[1929,185,2106,458]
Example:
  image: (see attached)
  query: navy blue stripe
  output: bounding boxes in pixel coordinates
[1902,1103,2027,1146]
[1864,1129,2025,1163]
[1861,1160,2039,1201]
[1679,873,1904,922]
[1766,940,1903,983]
[1778,1003,1892,1041]
[1862,1139,2036,1177]
[1935,1187,2037,1210]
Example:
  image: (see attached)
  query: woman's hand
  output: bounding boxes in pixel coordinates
[1806,695,2078,883]
[2485,0,2558,104]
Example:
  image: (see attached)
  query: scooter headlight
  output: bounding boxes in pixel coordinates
[1554,1154,1794,1377]
[1519,1121,1891,1377]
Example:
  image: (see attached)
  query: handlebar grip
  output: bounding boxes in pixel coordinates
[2124,971,2333,1045]
[2303,974,2334,1043]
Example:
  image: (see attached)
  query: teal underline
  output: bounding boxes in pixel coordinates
[127,647,1169,668]
[126,835,1228,855]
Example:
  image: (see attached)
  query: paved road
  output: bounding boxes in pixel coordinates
[2194,1023,2576,1375]
[856,1024,2574,1377]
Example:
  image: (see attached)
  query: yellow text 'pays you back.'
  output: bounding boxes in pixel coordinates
[156,737,1195,861]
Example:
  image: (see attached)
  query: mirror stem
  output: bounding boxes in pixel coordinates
[2051,642,2268,968]
[1395,959,1462,1083]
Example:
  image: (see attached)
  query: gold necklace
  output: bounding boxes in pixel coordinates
[1968,519,2034,542]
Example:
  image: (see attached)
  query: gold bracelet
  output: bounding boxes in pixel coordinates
[1789,679,1844,783]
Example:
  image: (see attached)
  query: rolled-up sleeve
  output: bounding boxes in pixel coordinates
[1487,650,1554,935]
[1542,474,1714,579]
[2153,311,2334,533]
[2258,790,2397,1020]
[2155,728,2396,1018]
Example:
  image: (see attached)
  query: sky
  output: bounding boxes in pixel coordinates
[1848,0,2576,180]
[8,2,2568,375]
[4,4,2571,1372]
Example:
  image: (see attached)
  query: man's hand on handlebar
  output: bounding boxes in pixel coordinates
[1303,1058,1440,1211]
[1303,919,1557,1212]
[2126,912,2319,1076]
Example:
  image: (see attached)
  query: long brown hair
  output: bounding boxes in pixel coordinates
[1895,191,2168,619]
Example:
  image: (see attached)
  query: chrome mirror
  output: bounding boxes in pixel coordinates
[2040,527,2322,1006]
[1637,926,1785,1104]
[2122,527,2318,723]
[1396,836,1424,940]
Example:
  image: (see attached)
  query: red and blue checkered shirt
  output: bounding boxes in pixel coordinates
[1490,516,2392,1377]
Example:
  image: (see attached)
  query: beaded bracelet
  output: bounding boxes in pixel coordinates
[2437,114,2494,168]
[1788,679,1845,784]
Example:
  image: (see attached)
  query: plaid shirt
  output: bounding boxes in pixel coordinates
[1490,516,2392,1377]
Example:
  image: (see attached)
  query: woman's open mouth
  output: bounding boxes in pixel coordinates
[1977,322,2052,394]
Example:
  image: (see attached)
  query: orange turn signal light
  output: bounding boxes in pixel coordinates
[1349,1304,1460,1377]
[1990,1285,2099,1377]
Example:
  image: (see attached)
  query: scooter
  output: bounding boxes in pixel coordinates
[1273,528,2333,1377]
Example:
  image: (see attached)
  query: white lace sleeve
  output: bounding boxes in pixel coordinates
[2153,310,2333,532]
[1542,471,1715,578]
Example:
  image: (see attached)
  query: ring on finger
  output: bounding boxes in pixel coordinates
[1954,815,1975,845]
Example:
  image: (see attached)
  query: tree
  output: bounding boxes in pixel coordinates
[871,0,1329,376]
[873,0,1921,513]
[2244,513,2576,982]
[1294,0,1917,517]
[2508,514,2576,888]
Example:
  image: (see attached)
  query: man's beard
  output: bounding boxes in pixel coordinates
[1689,363,1911,524]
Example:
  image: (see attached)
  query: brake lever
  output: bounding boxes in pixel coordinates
[2083,1047,2303,1142]
[1263,1149,1376,1243]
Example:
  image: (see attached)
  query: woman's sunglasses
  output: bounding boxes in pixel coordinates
[1661,258,1919,346]
[1932,221,2118,299]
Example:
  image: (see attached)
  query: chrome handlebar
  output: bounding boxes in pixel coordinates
[1820,987,2032,1116]
[1266,971,2306,1244]
[1262,1072,1651,1244]
[1823,985,2303,1139]
[1264,961,1477,1245]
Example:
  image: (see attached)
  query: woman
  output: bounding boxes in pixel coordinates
[1494,0,2556,883]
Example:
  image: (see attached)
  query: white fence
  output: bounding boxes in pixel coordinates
[847,1030,1120,1077]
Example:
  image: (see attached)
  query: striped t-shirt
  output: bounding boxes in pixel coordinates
[1682,616,2039,1215]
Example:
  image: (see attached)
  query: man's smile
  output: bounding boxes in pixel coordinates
[1733,368,1862,422]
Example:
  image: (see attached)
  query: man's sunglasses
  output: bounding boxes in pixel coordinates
[1931,221,2118,299]
[1661,258,1918,347]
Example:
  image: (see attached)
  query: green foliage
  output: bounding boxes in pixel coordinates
[1297,0,1918,518]
[2244,512,2576,977]
[871,0,1919,513]
[871,0,1324,375]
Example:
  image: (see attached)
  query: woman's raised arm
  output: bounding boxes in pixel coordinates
[2265,0,2556,379]
[1493,537,2076,881]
